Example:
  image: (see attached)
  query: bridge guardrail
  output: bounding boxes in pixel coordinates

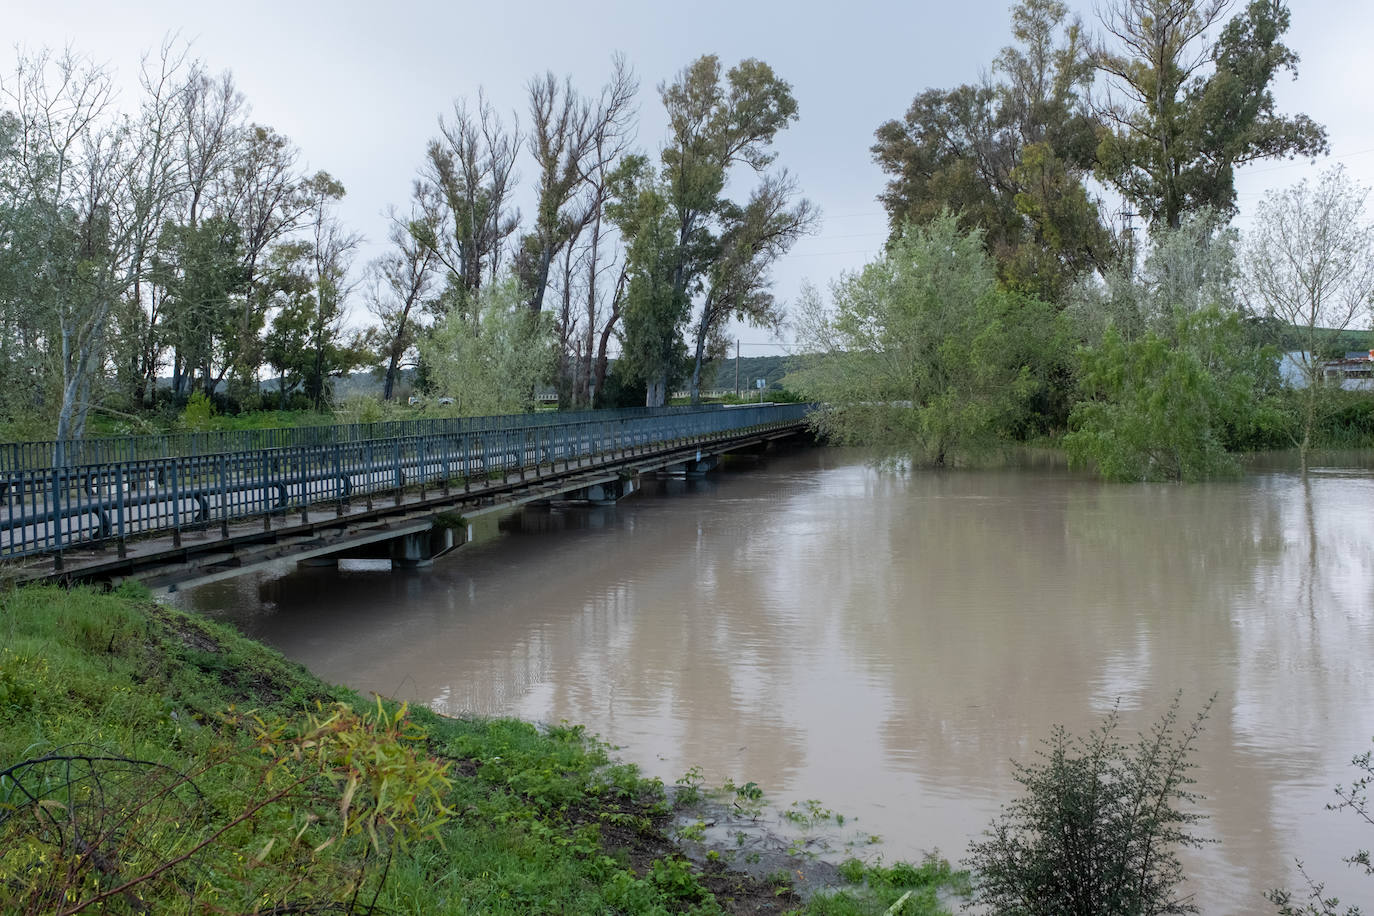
[0,403,812,562]
[0,404,736,473]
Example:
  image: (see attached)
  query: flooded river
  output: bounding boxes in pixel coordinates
[175,446,1374,913]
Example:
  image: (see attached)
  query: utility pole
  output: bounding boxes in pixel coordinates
[734,339,740,399]
[1121,208,1139,279]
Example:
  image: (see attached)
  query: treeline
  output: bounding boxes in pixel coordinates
[789,0,1374,480]
[0,42,814,441]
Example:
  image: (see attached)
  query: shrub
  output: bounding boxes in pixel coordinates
[964,694,1213,916]
[175,391,218,432]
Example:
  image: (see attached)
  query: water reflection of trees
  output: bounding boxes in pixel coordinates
[793,463,1374,908]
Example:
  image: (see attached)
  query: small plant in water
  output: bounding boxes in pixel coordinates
[676,820,707,843]
[783,798,843,828]
[675,765,706,807]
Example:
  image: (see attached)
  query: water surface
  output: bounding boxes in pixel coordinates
[176,447,1374,913]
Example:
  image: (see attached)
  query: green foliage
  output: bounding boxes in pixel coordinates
[675,765,706,807]
[419,277,555,416]
[964,695,1213,916]
[1066,307,1283,481]
[612,55,802,406]
[872,0,1111,298]
[789,216,1069,464]
[610,159,690,402]
[175,390,218,432]
[334,393,388,425]
[811,853,969,915]
[1095,0,1327,230]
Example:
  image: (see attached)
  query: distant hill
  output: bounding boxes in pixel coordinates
[700,354,789,392]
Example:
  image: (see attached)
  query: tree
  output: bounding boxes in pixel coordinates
[574,57,638,407]
[1094,0,1328,230]
[519,71,592,317]
[1065,308,1278,481]
[1244,166,1374,470]
[261,249,313,408]
[521,56,640,407]
[610,55,800,406]
[417,93,521,311]
[873,0,1114,300]
[220,126,317,396]
[1064,211,1284,480]
[965,695,1213,916]
[282,174,361,411]
[366,205,437,401]
[154,215,249,398]
[686,171,816,403]
[788,215,1065,464]
[2,44,192,450]
[609,159,684,407]
[418,277,554,416]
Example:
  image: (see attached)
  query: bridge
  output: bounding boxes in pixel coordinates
[0,403,812,591]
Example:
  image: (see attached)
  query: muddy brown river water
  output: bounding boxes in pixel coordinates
[174,446,1374,913]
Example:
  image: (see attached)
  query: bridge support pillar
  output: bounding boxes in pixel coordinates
[389,526,459,570]
[560,476,636,505]
[665,453,718,477]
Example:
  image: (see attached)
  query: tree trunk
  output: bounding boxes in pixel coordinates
[646,375,667,407]
[383,311,409,401]
[688,299,715,405]
[580,211,603,407]
[383,350,400,401]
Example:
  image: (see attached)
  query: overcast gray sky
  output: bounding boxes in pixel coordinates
[9,0,1374,353]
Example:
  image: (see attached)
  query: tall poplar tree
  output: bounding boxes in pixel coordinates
[1095,0,1328,229]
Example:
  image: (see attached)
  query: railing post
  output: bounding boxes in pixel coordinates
[263,452,273,532]
[334,443,346,517]
[170,461,181,549]
[463,433,471,493]
[49,466,64,570]
[419,437,428,499]
[442,437,451,494]
[218,455,230,538]
[364,443,374,511]
[299,450,310,524]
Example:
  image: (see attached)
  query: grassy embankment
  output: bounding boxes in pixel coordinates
[0,584,967,915]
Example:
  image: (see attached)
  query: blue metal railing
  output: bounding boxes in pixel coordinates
[0,403,810,561]
[0,404,736,472]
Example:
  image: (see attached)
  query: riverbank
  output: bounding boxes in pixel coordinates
[0,584,967,914]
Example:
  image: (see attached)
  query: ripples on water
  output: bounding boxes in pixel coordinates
[178,446,1374,915]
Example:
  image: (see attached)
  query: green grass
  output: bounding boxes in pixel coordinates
[807,857,972,916]
[0,584,967,914]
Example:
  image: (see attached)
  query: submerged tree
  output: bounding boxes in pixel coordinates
[1066,213,1282,481]
[788,215,1066,464]
[1065,307,1279,481]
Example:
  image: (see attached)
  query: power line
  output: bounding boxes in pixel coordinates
[795,230,889,242]
[1239,146,1374,177]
